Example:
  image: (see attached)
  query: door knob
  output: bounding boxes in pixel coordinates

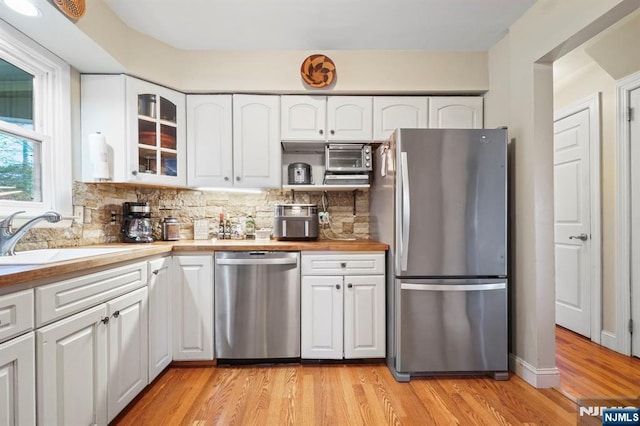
[569,233,589,241]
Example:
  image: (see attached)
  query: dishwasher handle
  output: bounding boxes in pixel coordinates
[216,257,298,266]
[401,282,506,292]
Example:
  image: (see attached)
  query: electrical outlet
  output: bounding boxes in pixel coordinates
[73,206,84,223]
[318,211,329,224]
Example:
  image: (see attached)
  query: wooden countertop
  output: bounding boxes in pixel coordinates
[0,239,387,290]
[170,239,388,252]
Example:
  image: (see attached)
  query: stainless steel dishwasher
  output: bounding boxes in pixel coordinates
[214,251,300,360]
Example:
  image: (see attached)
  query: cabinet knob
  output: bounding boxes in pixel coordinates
[112,310,120,319]
[319,129,324,135]
[101,317,110,325]
[348,283,353,288]
[152,269,159,275]
[340,262,346,268]
[336,284,341,290]
[132,170,138,176]
[236,176,241,181]
[330,130,335,135]
[224,176,230,181]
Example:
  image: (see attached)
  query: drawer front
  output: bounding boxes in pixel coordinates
[0,289,34,343]
[36,261,148,327]
[301,252,385,275]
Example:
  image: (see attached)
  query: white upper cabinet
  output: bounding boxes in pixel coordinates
[281,96,373,142]
[80,74,187,186]
[232,95,281,188]
[372,97,429,141]
[326,96,373,141]
[428,96,483,129]
[281,96,326,141]
[186,95,233,187]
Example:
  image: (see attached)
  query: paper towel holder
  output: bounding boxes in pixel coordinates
[89,132,111,181]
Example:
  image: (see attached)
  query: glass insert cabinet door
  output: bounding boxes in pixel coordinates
[125,76,185,185]
[137,94,178,178]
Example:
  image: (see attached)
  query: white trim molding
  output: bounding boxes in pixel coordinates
[509,353,561,389]
[554,93,603,345]
[0,19,72,218]
[615,71,640,356]
[600,330,617,352]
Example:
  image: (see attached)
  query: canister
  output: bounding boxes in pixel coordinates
[162,217,180,241]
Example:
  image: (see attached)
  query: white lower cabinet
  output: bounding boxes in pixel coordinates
[36,285,148,425]
[36,304,108,426]
[173,255,213,360]
[148,257,173,381]
[301,252,386,359]
[106,287,148,423]
[0,332,36,426]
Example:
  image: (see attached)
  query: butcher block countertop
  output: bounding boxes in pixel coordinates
[0,239,387,290]
[170,239,388,252]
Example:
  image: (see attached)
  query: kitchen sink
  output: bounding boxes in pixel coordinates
[0,247,132,265]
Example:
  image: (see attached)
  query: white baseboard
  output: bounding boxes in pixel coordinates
[509,353,560,388]
[600,330,617,351]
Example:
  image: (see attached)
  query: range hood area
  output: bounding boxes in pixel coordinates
[281,140,332,153]
[281,140,378,153]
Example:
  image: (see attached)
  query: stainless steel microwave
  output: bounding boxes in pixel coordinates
[325,144,372,173]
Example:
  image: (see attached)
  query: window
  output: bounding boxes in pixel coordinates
[0,20,71,218]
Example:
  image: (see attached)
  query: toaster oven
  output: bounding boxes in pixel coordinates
[325,144,372,173]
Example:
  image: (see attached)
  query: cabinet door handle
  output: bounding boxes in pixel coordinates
[319,129,324,135]
[224,176,230,181]
[112,310,120,319]
[347,283,353,288]
[152,269,159,275]
[336,284,341,290]
[340,262,346,268]
[101,317,110,325]
[330,129,335,135]
[236,176,241,181]
[132,170,138,176]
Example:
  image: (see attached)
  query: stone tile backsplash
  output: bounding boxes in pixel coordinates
[15,182,370,251]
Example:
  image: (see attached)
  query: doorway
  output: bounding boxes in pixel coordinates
[553,95,602,341]
[617,71,640,358]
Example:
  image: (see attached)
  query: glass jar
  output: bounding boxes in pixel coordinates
[162,217,180,241]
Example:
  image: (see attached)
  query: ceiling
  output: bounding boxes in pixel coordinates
[102,0,537,51]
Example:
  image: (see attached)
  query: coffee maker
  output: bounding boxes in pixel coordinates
[121,202,153,243]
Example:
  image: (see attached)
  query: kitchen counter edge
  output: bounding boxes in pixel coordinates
[0,239,388,289]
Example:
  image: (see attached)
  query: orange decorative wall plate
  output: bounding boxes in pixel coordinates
[300,55,336,88]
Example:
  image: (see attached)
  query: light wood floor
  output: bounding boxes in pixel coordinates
[112,327,640,426]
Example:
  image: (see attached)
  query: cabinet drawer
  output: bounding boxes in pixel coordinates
[301,252,385,275]
[0,289,34,343]
[35,261,148,327]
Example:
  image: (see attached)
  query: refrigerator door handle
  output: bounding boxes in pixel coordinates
[400,152,410,271]
[401,282,507,291]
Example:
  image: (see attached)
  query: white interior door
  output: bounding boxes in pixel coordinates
[631,87,640,357]
[554,108,592,337]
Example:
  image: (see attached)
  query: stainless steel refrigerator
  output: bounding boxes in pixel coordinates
[370,128,508,382]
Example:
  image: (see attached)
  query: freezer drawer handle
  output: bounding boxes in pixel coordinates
[216,258,298,266]
[401,283,506,291]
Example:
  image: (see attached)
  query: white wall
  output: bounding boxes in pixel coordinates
[486,0,640,388]
[1,0,492,94]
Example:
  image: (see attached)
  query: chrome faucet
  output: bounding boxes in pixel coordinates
[0,210,62,256]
